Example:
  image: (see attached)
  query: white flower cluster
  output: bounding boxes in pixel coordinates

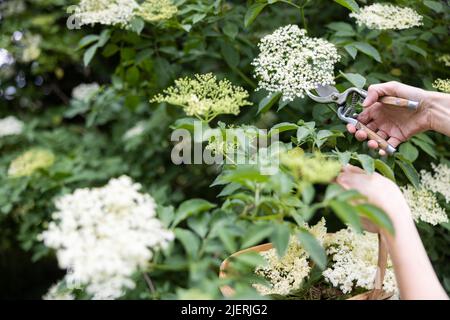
[71,82,100,101]
[350,4,423,30]
[40,176,174,300]
[0,116,24,137]
[323,228,397,295]
[43,282,75,300]
[254,219,327,295]
[421,163,450,203]
[433,79,450,93]
[401,185,448,226]
[74,0,139,28]
[252,24,340,102]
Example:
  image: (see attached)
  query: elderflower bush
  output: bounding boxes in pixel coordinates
[0,0,449,300]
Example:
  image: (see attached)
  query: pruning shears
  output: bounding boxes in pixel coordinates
[306,85,420,155]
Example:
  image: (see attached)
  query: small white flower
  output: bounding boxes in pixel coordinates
[71,82,100,101]
[433,79,450,93]
[323,228,397,295]
[350,4,423,30]
[43,282,75,300]
[401,185,448,226]
[40,176,174,300]
[421,163,450,203]
[0,116,24,137]
[252,25,340,102]
[73,0,139,28]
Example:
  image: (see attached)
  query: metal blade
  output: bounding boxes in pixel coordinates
[315,84,339,97]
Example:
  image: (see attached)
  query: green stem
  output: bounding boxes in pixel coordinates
[232,67,257,89]
[300,6,307,31]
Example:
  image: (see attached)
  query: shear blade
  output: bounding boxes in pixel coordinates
[315,84,339,97]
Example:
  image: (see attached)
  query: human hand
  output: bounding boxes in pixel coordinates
[336,165,412,231]
[347,81,432,156]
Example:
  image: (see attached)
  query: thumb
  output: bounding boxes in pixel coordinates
[363,82,399,107]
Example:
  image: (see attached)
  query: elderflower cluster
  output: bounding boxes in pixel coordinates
[433,79,450,93]
[0,116,24,137]
[252,24,340,102]
[73,0,139,28]
[401,185,448,226]
[350,4,423,30]
[421,163,450,203]
[282,149,342,184]
[39,176,174,299]
[71,82,100,101]
[438,55,450,67]
[151,73,251,122]
[205,139,238,156]
[8,149,55,177]
[135,0,177,23]
[323,228,397,295]
[254,219,327,296]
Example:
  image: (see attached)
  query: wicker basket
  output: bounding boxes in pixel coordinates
[219,234,393,300]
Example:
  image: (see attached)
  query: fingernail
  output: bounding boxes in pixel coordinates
[362,98,369,107]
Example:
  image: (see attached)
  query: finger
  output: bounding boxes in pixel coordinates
[363,82,401,107]
[355,130,368,141]
[387,136,402,148]
[344,164,365,174]
[376,130,388,139]
[363,85,381,107]
[379,149,386,157]
[367,140,379,149]
[357,109,371,123]
[365,121,378,131]
[347,123,356,134]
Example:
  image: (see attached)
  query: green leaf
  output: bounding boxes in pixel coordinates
[83,44,98,66]
[424,0,443,13]
[356,204,394,235]
[396,160,420,188]
[337,151,351,166]
[316,129,334,148]
[129,17,145,34]
[270,223,290,258]
[223,22,239,39]
[356,154,375,174]
[174,228,200,259]
[222,166,270,184]
[344,45,357,59]
[218,182,241,197]
[411,137,437,159]
[301,182,315,205]
[244,3,267,28]
[126,66,140,86]
[78,35,99,50]
[220,42,240,68]
[297,228,327,270]
[97,29,111,47]
[333,0,359,12]
[218,228,237,253]
[327,22,355,37]
[374,159,395,182]
[258,92,282,114]
[296,126,310,142]
[353,42,381,63]
[399,142,419,163]
[187,214,210,239]
[339,71,366,88]
[325,184,344,201]
[268,122,298,137]
[406,44,427,58]
[172,199,216,227]
[234,251,267,268]
[329,200,362,232]
[241,224,273,248]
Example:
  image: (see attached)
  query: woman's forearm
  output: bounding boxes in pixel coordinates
[383,208,448,300]
[428,91,450,137]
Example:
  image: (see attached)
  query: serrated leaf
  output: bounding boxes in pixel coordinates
[268,122,298,137]
[340,71,366,88]
[297,228,327,270]
[83,44,98,66]
[330,200,362,232]
[396,160,420,188]
[353,42,381,63]
[399,142,419,163]
[241,224,273,248]
[218,228,237,253]
[172,199,216,227]
[244,3,267,28]
[220,42,240,68]
[296,126,310,142]
[356,204,394,235]
[344,45,357,59]
[78,35,99,50]
[356,154,375,174]
[374,159,395,182]
[270,223,290,258]
[258,92,282,114]
[333,0,359,12]
[424,0,443,12]
[174,228,200,259]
